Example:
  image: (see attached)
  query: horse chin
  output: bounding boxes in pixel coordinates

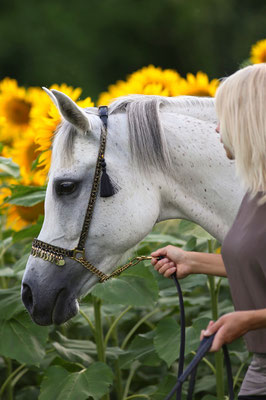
[52,290,79,325]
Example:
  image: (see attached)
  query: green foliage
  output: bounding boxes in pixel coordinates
[39,363,113,400]
[6,185,46,207]
[0,211,249,399]
[0,312,49,365]
[0,157,20,179]
[91,264,158,307]
[154,317,180,367]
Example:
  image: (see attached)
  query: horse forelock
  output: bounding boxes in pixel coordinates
[50,95,216,175]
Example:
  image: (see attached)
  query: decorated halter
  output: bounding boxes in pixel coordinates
[31,106,152,282]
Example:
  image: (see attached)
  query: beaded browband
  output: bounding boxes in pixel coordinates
[31,106,153,282]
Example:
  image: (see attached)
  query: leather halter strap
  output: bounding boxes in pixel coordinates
[31,106,111,282]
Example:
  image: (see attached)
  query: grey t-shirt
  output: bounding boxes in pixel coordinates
[221,191,266,353]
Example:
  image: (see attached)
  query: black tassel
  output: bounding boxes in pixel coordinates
[100,157,118,197]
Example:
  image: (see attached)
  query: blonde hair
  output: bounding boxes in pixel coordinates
[215,63,266,203]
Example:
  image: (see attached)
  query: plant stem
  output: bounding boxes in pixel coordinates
[122,362,139,400]
[2,358,13,400]
[79,308,95,333]
[104,305,132,348]
[233,362,245,389]
[207,240,224,400]
[125,395,149,399]
[110,318,123,400]
[121,308,159,350]
[93,297,105,362]
[11,368,28,388]
[93,297,109,400]
[0,364,26,399]
[190,351,216,375]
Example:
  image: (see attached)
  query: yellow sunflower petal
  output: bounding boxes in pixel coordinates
[97,65,182,105]
[250,39,266,64]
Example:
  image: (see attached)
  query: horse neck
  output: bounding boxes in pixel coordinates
[153,112,244,243]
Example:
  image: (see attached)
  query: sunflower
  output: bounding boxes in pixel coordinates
[0,185,44,231]
[178,71,219,97]
[250,39,266,64]
[98,66,218,105]
[0,78,35,145]
[2,128,46,186]
[33,84,94,176]
[98,65,183,105]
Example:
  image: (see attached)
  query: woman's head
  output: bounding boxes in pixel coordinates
[215,63,266,196]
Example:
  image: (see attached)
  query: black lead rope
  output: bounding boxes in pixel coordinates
[163,272,234,400]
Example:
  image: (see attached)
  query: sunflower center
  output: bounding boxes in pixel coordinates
[27,142,41,167]
[193,89,211,97]
[260,50,266,62]
[6,98,31,125]
[16,202,44,223]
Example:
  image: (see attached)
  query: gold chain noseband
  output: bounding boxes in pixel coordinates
[31,106,152,282]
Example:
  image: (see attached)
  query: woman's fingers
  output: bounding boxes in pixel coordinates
[152,257,169,269]
[151,248,167,258]
[164,266,177,278]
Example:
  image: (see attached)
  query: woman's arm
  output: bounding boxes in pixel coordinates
[188,251,227,277]
[151,245,227,278]
[202,308,266,352]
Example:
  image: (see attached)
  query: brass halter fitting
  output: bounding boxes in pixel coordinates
[31,240,66,266]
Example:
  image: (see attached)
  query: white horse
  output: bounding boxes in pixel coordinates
[22,91,244,325]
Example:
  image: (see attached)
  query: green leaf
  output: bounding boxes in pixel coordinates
[194,374,216,393]
[178,220,213,240]
[0,237,12,252]
[91,264,158,307]
[120,333,161,369]
[154,317,180,367]
[0,267,14,277]
[183,236,197,251]
[0,156,20,178]
[185,318,210,355]
[51,332,123,365]
[12,253,30,273]
[7,185,46,206]
[152,374,177,400]
[15,386,39,400]
[0,287,25,320]
[39,363,113,400]
[51,338,94,367]
[0,312,49,365]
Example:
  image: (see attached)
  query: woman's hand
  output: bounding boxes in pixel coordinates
[201,311,251,352]
[150,245,193,279]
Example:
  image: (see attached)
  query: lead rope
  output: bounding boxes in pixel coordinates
[163,272,234,400]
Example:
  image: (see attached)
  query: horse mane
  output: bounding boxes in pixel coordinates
[109,95,216,173]
[54,95,216,174]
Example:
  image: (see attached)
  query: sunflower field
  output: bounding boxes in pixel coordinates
[0,39,265,400]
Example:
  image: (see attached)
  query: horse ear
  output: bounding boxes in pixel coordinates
[42,87,58,107]
[43,88,90,132]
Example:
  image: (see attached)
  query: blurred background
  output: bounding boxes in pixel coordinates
[1,0,266,101]
[0,3,266,399]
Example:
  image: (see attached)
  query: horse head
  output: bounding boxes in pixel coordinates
[21,90,162,325]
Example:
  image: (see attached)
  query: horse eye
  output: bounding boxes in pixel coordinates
[55,181,78,196]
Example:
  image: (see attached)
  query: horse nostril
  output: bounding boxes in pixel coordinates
[22,283,33,312]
